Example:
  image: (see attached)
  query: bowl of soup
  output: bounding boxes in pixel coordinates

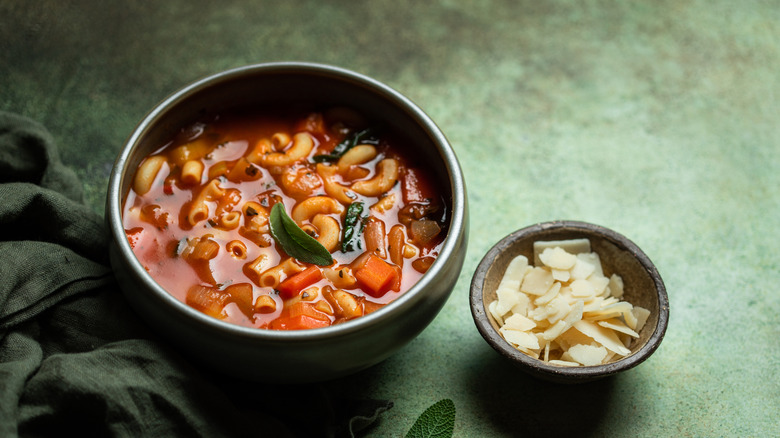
[106,62,468,383]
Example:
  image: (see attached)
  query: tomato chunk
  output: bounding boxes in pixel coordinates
[402,167,437,204]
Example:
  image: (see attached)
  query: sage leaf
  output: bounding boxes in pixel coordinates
[269,203,334,266]
[341,201,365,253]
[405,399,455,438]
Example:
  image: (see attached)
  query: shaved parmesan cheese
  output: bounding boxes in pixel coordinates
[504,313,536,331]
[487,239,651,367]
[570,278,596,298]
[509,293,531,317]
[543,341,551,362]
[502,255,531,283]
[551,268,571,282]
[495,285,521,315]
[533,238,591,265]
[556,324,593,350]
[542,320,567,341]
[572,320,631,356]
[584,301,633,320]
[582,297,605,312]
[539,247,577,270]
[497,279,521,292]
[500,328,540,350]
[488,300,505,326]
[589,275,610,296]
[578,252,603,277]
[568,343,608,366]
[562,299,584,328]
[608,274,624,298]
[520,267,554,296]
[598,318,640,338]
[602,297,619,306]
[534,282,562,306]
[622,305,638,329]
[545,296,571,324]
[548,359,580,367]
[530,305,550,322]
[570,256,596,280]
[632,306,651,332]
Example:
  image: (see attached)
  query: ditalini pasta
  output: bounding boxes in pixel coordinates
[123,107,448,330]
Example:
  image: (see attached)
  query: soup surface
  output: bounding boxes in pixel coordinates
[123,106,448,330]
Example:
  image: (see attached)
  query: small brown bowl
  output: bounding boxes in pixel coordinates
[470,221,669,383]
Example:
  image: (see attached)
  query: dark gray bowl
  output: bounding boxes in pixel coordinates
[106,62,468,383]
[470,221,668,383]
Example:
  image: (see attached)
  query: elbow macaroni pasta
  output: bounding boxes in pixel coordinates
[259,132,314,167]
[133,155,166,195]
[257,257,305,289]
[188,179,225,226]
[181,160,204,185]
[351,158,399,196]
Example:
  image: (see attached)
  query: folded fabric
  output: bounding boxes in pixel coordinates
[0,112,392,438]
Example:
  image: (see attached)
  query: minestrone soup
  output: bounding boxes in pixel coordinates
[123,106,448,330]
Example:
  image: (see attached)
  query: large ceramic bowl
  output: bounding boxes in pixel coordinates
[105,62,468,383]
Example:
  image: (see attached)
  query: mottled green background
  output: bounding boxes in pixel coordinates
[2,1,778,436]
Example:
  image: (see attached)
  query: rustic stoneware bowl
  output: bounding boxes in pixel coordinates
[470,221,668,383]
[106,62,468,383]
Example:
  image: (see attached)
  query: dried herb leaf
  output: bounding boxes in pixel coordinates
[405,399,455,438]
[312,127,379,163]
[269,203,333,266]
[341,201,365,253]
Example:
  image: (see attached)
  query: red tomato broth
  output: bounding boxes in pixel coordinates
[122,107,448,330]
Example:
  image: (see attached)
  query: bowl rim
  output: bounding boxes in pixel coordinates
[470,220,669,380]
[106,61,467,342]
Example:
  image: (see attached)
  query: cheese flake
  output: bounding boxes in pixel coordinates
[520,267,554,296]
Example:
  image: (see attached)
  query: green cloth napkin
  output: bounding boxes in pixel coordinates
[0,112,392,437]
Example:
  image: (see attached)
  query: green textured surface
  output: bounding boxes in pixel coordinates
[2,1,778,436]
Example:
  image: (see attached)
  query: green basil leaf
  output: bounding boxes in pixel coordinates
[341,201,365,253]
[405,399,455,438]
[312,127,379,163]
[269,203,334,266]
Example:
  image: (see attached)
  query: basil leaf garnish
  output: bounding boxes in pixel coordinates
[341,202,365,253]
[269,203,334,266]
[312,127,379,163]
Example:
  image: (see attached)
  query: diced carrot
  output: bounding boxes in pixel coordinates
[354,254,399,298]
[272,315,331,330]
[270,301,331,330]
[286,301,330,321]
[276,266,323,299]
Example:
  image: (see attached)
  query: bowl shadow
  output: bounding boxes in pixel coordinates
[466,345,616,437]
